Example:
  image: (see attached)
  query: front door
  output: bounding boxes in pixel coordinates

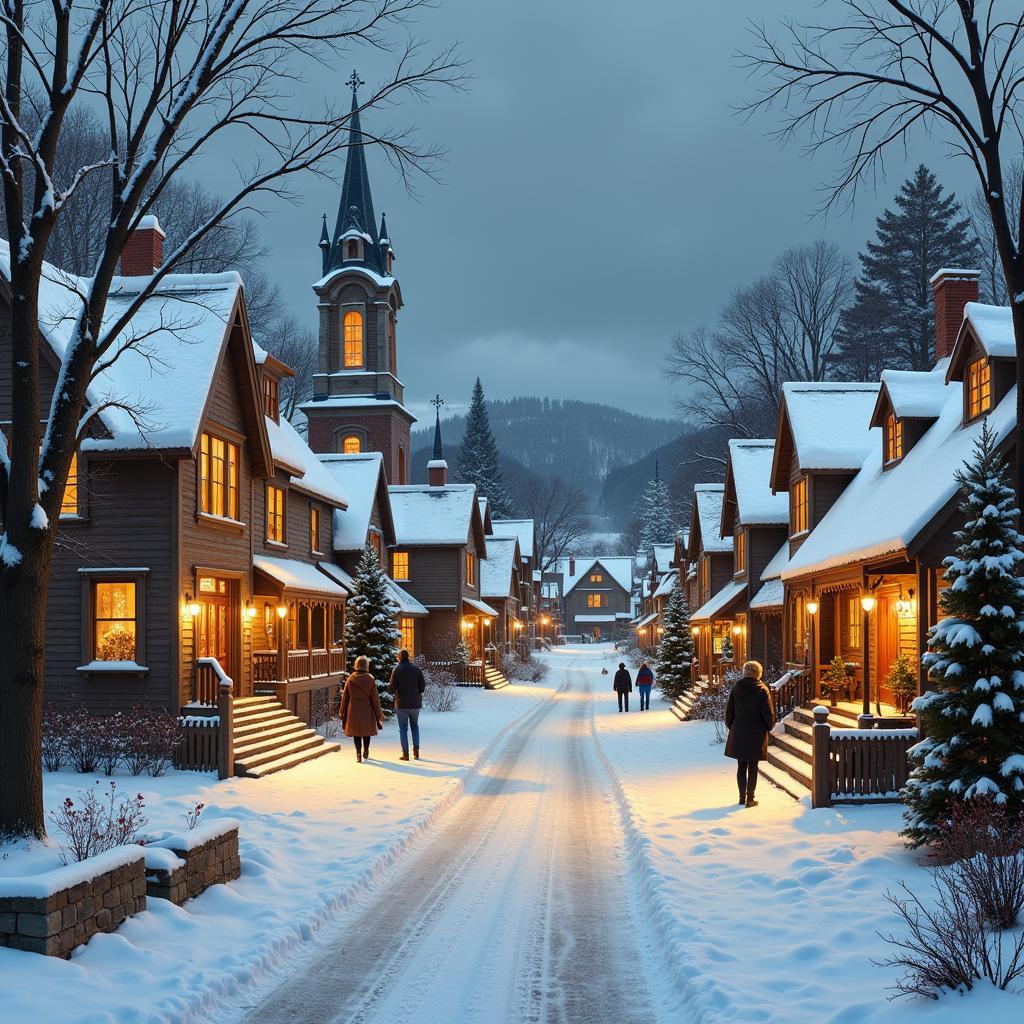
[875,596,898,707]
[196,574,234,684]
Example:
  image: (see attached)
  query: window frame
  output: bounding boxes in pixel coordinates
[734,528,746,573]
[60,450,80,517]
[884,413,904,466]
[199,431,240,522]
[845,593,862,650]
[466,550,476,588]
[343,310,364,369]
[791,476,809,536]
[266,483,286,545]
[589,572,604,583]
[77,568,148,672]
[309,503,322,556]
[966,357,993,420]
[392,550,410,581]
[341,434,362,454]
[586,593,609,608]
[399,615,415,655]
[262,374,279,422]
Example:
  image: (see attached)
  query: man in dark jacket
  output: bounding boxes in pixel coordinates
[388,650,426,761]
[724,660,776,806]
[636,663,655,710]
[613,663,633,713]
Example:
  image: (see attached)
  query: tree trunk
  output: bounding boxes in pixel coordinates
[1013,298,1024,511]
[0,548,52,838]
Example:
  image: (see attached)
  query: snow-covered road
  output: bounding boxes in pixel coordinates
[235,654,679,1024]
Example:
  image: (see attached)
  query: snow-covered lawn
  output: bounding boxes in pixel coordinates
[0,682,553,1024]
[566,644,1024,1023]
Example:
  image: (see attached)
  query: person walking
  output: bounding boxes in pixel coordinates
[388,649,425,761]
[613,662,633,713]
[636,663,654,711]
[340,655,384,763]
[724,660,776,807]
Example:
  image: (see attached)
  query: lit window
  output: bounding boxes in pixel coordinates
[392,551,410,581]
[466,551,476,587]
[884,413,903,464]
[735,529,746,572]
[791,477,808,535]
[341,434,362,454]
[343,311,363,368]
[846,594,861,648]
[586,593,608,608]
[93,581,137,661]
[966,358,992,418]
[266,485,285,543]
[61,452,79,516]
[589,573,604,583]
[262,375,279,421]
[200,433,239,520]
[399,615,415,655]
[310,505,321,554]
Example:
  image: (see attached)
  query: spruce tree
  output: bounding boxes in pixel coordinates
[836,165,977,375]
[458,377,515,517]
[636,464,675,553]
[902,424,1024,847]
[655,579,694,701]
[344,545,401,718]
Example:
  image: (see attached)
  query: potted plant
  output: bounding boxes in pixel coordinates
[821,655,849,707]
[885,653,917,714]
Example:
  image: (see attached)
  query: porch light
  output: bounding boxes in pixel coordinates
[461,617,471,630]
[860,594,876,613]
[895,587,916,618]
[276,603,288,619]
[691,626,700,637]
[185,593,200,618]
[806,599,819,616]
[657,626,664,635]
[732,624,742,635]
[244,602,257,620]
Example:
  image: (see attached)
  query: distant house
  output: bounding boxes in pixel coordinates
[557,555,634,641]
[686,484,735,679]
[480,534,523,653]
[492,518,537,645]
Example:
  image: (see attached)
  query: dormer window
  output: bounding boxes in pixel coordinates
[966,357,992,419]
[262,374,279,422]
[884,413,903,465]
[343,310,363,368]
[791,477,808,536]
[735,529,746,573]
[346,238,360,260]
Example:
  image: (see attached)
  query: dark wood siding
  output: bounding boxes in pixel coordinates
[403,547,462,608]
[812,473,853,528]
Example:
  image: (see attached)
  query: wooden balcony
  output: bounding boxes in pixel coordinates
[252,646,346,687]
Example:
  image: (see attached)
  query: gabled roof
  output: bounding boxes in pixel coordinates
[686,483,731,559]
[317,451,395,551]
[770,382,880,491]
[492,518,535,559]
[749,542,789,611]
[558,555,634,596]
[253,555,348,599]
[869,366,949,427]
[721,439,788,532]
[388,483,487,551]
[480,535,521,600]
[947,302,1017,381]
[651,543,676,573]
[783,375,1016,581]
[690,578,746,623]
[653,569,677,599]
[478,497,494,536]
[265,413,349,509]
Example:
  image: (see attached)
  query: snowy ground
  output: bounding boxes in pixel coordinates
[0,682,555,1024]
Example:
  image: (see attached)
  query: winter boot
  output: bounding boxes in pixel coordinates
[399,752,410,762]
[413,747,420,760]
[356,750,362,763]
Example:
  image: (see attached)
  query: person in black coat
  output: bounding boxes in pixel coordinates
[613,662,633,713]
[724,660,776,807]
[388,650,426,761]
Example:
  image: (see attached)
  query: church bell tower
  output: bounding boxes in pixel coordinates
[301,71,415,485]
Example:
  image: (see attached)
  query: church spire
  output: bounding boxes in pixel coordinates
[428,394,448,487]
[324,71,385,275]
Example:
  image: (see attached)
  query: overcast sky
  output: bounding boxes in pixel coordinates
[214,0,978,423]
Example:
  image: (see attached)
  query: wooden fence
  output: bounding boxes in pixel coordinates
[176,669,234,779]
[426,660,486,686]
[810,707,917,807]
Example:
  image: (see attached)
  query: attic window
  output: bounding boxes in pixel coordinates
[884,413,903,465]
[791,477,808,536]
[262,374,279,422]
[966,358,992,419]
[346,239,359,260]
[735,529,746,572]
[589,572,603,583]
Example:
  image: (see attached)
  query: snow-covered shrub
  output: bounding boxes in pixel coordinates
[422,666,462,712]
[96,712,127,776]
[691,681,731,743]
[41,702,68,772]
[49,781,148,865]
[64,701,104,774]
[310,686,342,739]
[123,708,181,776]
[506,651,548,683]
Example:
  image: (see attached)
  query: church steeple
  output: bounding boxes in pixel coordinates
[322,72,387,277]
[428,394,448,487]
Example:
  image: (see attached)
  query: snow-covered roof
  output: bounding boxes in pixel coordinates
[492,518,535,559]
[1,236,248,454]
[464,596,498,618]
[726,439,788,525]
[652,543,676,571]
[558,555,634,595]
[694,484,732,553]
[313,265,395,292]
[317,561,427,616]
[389,484,480,546]
[760,541,790,582]
[317,561,355,591]
[301,394,412,415]
[749,578,783,611]
[480,536,519,599]
[653,569,677,599]
[253,555,348,598]
[782,381,880,471]
[783,377,1017,580]
[575,614,616,623]
[690,578,746,623]
[265,414,348,509]
[318,452,387,551]
[877,367,949,421]
[477,496,491,533]
[634,612,658,628]
[964,302,1015,358]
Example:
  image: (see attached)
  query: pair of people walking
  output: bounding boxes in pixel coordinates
[339,649,425,762]
[612,662,655,712]
[724,660,776,807]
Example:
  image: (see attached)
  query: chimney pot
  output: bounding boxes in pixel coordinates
[930,268,980,364]
[427,459,448,487]
[120,215,166,276]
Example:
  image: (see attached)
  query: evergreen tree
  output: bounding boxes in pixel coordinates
[655,579,694,701]
[720,633,734,663]
[344,545,401,718]
[902,424,1024,847]
[458,377,515,516]
[636,463,675,554]
[836,165,977,375]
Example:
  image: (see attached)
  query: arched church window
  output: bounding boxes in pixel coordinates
[397,445,407,485]
[346,239,359,260]
[343,310,363,368]
[342,434,362,454]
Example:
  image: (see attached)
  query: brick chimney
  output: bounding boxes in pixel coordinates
[427,459,448,487]
[930,268,980,363]
[568,554,576,576]
[120,215,165,276]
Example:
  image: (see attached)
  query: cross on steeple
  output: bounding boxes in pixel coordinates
[346,70,364,94]
[430,394,445,413]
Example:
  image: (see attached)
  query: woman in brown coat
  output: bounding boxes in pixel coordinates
[724,660,776,807]
[340,655,384,762]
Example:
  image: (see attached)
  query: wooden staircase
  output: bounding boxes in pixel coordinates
[759,703,863,800]
[232,696,339,778]
[668,678,713,721]
[484,665,510,690]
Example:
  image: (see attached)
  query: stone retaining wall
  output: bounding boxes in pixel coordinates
[145,821,240,905]
[0,848,146,957]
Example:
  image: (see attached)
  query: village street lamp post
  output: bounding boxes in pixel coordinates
[805,598,818,701]
[859,593,876,728]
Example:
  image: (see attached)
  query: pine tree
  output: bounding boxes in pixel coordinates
[655,579,694,701]
[836,165,977,375]
[457,377,515,517]
[902,424,1024,847]
[720,633,734,664]
[636,464,675,554]
[344,545,401,718]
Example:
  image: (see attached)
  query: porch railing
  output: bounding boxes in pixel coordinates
[193,656,233,706]
[252,646,346,685]
[426,660,486,686]
[771,666,812,718]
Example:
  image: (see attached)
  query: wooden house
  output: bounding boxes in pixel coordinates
[686,484,735,679]
[558,555,634,641]
[480,534,524,653]
[492,518,537,648]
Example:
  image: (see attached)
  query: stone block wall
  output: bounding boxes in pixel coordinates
[145,822,240,905]
[0,849,146,957]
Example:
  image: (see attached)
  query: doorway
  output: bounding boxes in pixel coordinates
[196,574,235,682]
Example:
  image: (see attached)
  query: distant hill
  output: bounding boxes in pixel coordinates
[411,397,681,499]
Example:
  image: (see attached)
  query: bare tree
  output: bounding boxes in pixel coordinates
[969,157,1023,305]
[743,1,1024,501]
[0,0,462,838]
[521,476,591,573]
[265,315,319,420]
[665,241,852,437]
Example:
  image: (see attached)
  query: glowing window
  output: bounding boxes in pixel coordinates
[392,551,410,581]
[586,593,608,608]
[791,477,808,535]
[735,529,746,572]
[200,433,239,520]
[93,581,136,661]
[846,594,862,648]
[310,505,321,554]
[262,375,279,421]
[266,485,285,544]
[966,358,992,418]
[343,311,364,368]
[884,414,903,464]
[60,452,79,516]
[466,551,476,587]
[399,616,415,655]
[341,434,362,454]
[589,573,603,583]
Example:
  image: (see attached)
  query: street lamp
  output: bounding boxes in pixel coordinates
[861,591,876,722]
[806,597,818,698]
